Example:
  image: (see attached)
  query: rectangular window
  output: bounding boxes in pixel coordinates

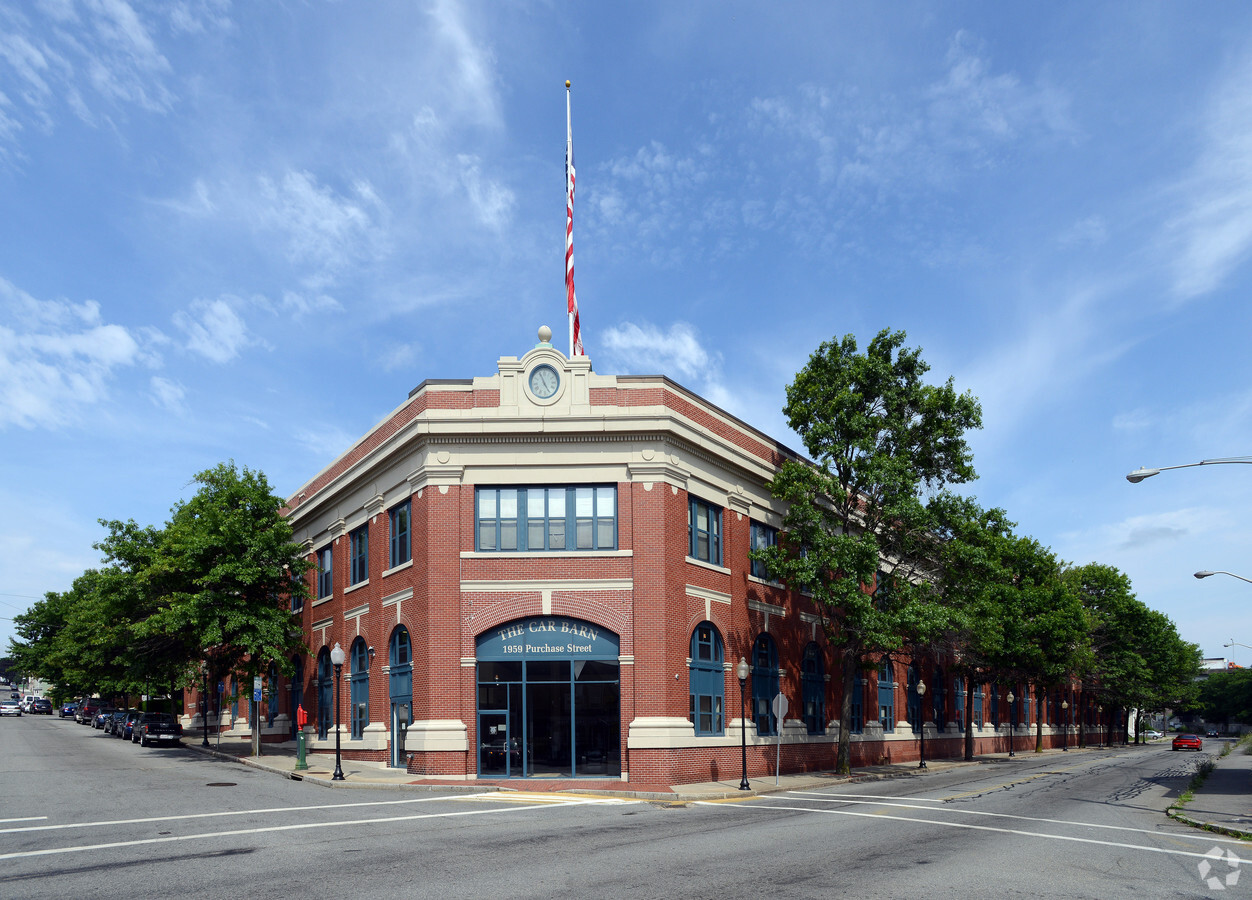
[316,546,333,599]
[389,501,411,568]
[688,497,722,565]
[476,486,616,552]
[749,521,777,579]
[350,525,368,585]
[290,571,304,612]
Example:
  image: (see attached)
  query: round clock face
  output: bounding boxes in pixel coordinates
[528,364,560,399]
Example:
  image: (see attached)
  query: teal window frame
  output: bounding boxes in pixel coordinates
[689,623,725,736]
[749,521,777,580]
[878,658,895,733]
[906,664,921,734]
[801,643,824,735]
[688,497,722,565]
[316,545,333,599]
[851,668,864,734]
[389,501,411,568]
[476,486,617,552]
[350,637,369,740]
[349,525,368,585]
[751,634,779,736]
[932,666,946,730]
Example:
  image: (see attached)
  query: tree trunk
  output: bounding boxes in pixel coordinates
[836,651,854,775]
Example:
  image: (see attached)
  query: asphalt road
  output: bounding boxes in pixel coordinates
[1,715,1241,899]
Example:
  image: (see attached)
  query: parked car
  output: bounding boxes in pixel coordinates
[1173,733,1203,751]
[104,710,128,735]
[1207,730,1221,738]
[32,698,53,715]
[0,699,21,717]
[59,702,79,718]
[1143,730,1164,740]
[93,707,118,729]
[119,710,144,740]
[20,695,35,712]
[77,698,108,724]
[134,712,183,747]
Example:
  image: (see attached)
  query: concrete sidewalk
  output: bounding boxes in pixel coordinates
[1167,741,1252,839]
[180,733,1111,801]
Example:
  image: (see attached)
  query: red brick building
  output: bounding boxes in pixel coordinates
[196,329,1082,784]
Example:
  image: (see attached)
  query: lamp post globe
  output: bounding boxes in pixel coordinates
[330,642,346,781]
[1006,691,1015,757]
[737,657,750,791]
[1061,699,1069,751]
[916,679,927,769]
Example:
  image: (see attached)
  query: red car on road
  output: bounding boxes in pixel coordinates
[1172,733,1203,751]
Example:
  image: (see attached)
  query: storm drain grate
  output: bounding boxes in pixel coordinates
[206,782,237,787]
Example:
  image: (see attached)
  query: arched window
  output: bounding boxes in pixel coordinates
[801,643,824,735]
[751,634,779,736]
[316,648,333,739]
[389,625,413,702]
[267,661,279,726]
[932,665,946,730]
[851,667,864,734]
[350,637,370,739]
[689,623,725,736]
[954,675,965,732]
[906,664,921,734]
[878,658,895,733]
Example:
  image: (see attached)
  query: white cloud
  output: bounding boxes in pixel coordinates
[379,342,421,373]
[1164,51,1252,300]
[280,290,342,318]
[426,0,501,130]
[174,296,249,363]
[149,375,185,413]
[457,153,514,231]
[0,277,151,428]
[253,170,389,291]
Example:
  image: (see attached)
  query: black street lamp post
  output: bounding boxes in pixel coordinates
[1061,698,1069,751]
[916,679,927,769]
[737,657,750,791]
[1006,690,1015,757]
[331,642,346,781]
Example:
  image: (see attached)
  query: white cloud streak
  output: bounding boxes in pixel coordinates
[0,278,152,428]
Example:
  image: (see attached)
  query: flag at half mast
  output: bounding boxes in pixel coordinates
[565,80,584,357]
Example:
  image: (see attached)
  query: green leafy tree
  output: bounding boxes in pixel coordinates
[141,461,310,690]
[755,329,982,773]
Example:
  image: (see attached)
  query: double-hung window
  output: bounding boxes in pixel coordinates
[389,501,411,568]
[878,658,895,733]
[350,525,368,585]
[801,643,824,735]
[749,521,777,579]
[688,497,722,565]
[973,684,984,727]
[476,486,617,551]
[316,546,333,599]
[851,669,864,734]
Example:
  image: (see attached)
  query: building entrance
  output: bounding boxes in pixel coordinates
[476,616,620,778]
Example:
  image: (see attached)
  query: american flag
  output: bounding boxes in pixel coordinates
[565,81,584,357]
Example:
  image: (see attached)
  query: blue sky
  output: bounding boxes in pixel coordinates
[4,1,1252,669]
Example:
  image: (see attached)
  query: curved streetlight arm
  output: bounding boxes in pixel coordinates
[1223,639,1252,652]
[1195,570,1252,585]
[1127,457,1252,483]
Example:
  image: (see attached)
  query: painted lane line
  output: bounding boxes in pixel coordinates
[699,802,1250,865]
[0,794,507,835]
[0,799,614,861]
[0,817,46,824]
[809,793,943,803]
[784,792,1246,845]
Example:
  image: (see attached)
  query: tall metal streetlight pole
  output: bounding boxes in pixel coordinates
[737,657,750,791]
[1126,457,1252,483]
[916,679,927,769]
[330,642,346,781]
[1006,691,1015,757]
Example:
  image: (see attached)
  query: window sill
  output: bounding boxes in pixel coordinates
[382,559,413,578]
[460,549,633,559]
[312,595,333,608]
[345,579,368,595]
[686,556,730,576]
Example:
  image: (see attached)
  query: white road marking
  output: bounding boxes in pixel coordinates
[698,802,1250,864]
[0,797,621,861]
[784,791,1246,845]
[0,817,46,824]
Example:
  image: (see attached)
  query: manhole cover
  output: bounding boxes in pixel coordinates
[206,782,237,787]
